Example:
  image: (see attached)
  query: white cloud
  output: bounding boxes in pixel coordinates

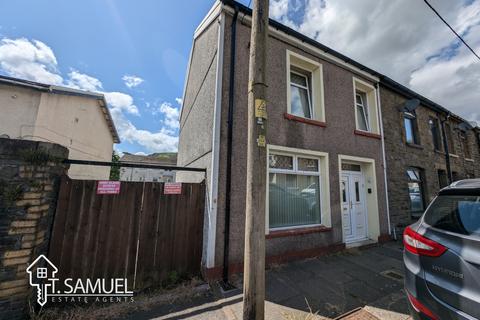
[0,36,179,153]
[270,0,480,122]
[66,69,103,92]
[175,97,183,106]
[0,38,63,84]
[109,108,178,153]
[104,91,139,115]
[270,0,289,20]
[410,25,480,122]
[159,102,180,130]
[122,75,144,88]
[148,101,180,133]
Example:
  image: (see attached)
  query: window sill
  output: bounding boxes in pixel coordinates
[354,130,381,140]
[284,113,327,127]
[449,154,459,158]
[465,158,475,162]
[434,149,445,155]
[266,225,332,239]
[406,142,423,150]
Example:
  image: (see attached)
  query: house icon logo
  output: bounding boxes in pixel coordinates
[26,255,58,306]
[26,254,134,305]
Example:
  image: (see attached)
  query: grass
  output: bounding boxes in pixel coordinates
[282,298,321,320]
[29,278,206,320]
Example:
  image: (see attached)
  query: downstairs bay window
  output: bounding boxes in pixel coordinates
[267,147,330,231]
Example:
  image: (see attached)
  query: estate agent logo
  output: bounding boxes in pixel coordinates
[26,255,134,306]
[26,255,58,306]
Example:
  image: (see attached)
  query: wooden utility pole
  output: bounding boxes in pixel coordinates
[243,0,269,319]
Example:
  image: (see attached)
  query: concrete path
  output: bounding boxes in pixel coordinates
[125,241,412,320]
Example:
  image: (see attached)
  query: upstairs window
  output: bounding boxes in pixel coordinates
[429,118,442,151]
[355,91,369,131]
[290,69,312,119]
[286,50,325,122]
[404,112,419,144]
[353,78,379,134]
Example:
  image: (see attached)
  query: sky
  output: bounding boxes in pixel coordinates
[0,0,479,155]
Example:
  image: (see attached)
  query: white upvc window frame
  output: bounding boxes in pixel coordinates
[266,145,331,233]
[355,91,370,132]
[289,69,313,119]
[352,77,380,134]
[286,50,325,122]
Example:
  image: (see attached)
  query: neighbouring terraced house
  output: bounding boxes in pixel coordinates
[177,0,480,279]
[0,75,120,180]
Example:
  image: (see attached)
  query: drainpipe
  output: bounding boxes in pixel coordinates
[375,83,392,237]
[440,113,453,184]
[222,6,239,288]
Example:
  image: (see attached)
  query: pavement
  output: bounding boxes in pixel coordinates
[122,241,412,320]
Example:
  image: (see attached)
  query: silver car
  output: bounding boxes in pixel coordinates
[404,179,480,320]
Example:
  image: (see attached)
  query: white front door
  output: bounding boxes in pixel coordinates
[341,172,368,243]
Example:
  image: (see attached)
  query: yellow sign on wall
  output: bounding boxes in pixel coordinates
[255,99,267,119]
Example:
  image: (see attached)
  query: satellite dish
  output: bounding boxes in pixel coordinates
[404,99,420,113]
[397,98,420,113]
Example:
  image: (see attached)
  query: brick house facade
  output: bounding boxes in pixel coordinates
[380,84,480,232]
[177,0,479,279]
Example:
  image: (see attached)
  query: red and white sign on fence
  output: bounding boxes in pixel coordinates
[164,182,182,195]
[96,181,121,194]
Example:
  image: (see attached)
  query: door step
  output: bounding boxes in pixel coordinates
[345,239,377,249]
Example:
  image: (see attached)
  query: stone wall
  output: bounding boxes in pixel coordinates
[0,138,68,319]
[380,86,480,231]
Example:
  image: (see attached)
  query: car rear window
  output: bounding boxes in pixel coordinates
[424,195,480,237]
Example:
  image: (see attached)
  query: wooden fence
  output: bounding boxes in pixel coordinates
[48,176,205,290]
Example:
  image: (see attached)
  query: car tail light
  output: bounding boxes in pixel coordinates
[403,226,446,257]
[407,291,438,320]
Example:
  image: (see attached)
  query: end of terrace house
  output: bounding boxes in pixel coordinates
[176,0,480,280]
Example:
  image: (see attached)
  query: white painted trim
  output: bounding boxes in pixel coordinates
[338,155,375,165]
[286,50,325,122]
[341,171,368,243]
[223,6,379,82]
[194,1,222,39]
[268,144,329,158]
[338,155,380,243]
[206,13,224,269]
[376,86,391,235]
[353,77,380,135]
[266,145,331,233]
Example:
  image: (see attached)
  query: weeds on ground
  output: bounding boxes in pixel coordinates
[28,277,205,320]
[282,298,320,320]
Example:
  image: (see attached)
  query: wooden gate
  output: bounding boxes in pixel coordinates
[48,176,205,290]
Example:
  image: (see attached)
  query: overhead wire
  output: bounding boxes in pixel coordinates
[423,0,480,62]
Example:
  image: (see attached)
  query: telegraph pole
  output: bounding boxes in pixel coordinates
[243,0,269,319]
